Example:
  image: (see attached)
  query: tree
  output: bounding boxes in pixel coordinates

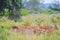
[0,0,23,21]
[0,0,8,16]
[24,0,42,11]
[8,0,21,21]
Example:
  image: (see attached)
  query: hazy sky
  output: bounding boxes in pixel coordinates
[44,0,53,3]
[44,0,60,4]
[23,0,60,4]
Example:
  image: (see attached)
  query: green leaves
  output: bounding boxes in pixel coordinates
[21,9,30,15]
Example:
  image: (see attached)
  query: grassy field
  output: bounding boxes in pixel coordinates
[0,14,60,40]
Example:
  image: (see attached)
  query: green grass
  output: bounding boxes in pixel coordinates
[0,14,60,40]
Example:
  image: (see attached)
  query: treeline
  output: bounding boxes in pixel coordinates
[0,0,60,22]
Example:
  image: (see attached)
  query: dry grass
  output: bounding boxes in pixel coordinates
[0,14,60,40]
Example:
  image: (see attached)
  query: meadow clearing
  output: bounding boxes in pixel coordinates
[0,14,60,40]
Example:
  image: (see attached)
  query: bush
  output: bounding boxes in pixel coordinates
[40,9,56,14]
[21,9,29,15]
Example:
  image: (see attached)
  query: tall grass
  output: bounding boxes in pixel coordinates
[0,14,60,40]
